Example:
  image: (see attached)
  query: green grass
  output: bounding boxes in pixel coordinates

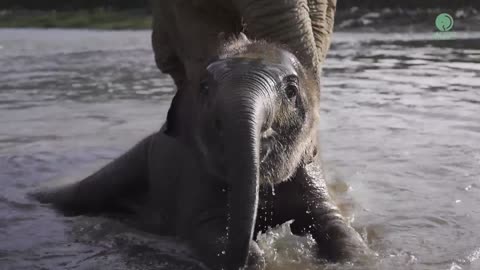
[0,9,152,29]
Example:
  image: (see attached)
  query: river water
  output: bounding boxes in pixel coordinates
[0,29,479,270]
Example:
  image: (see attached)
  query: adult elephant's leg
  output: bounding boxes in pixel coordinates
[151,1,238,101]
[152,1,188,135]
[287,167,371,261]
[151,0,186,89]
[32,134,158,215]
[171,0,242,83]
[156,1,241,138]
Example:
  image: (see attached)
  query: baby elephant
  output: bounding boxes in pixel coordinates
[32,36,370,270]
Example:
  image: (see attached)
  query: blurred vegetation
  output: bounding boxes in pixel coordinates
[0,0,150,11]
[337,0,479,9]
[0,9,151,29]
[0,0,478,29]
[0,0,152,29]
[0,0,478,11]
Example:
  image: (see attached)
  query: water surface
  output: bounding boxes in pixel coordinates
[1,29,479,270]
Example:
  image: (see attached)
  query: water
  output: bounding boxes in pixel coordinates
[0,29,479,270]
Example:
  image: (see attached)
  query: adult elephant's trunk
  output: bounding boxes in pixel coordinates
[232,0,336,75]
[219,88,268,269]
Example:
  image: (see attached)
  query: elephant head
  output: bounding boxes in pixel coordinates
[188,36,320,268]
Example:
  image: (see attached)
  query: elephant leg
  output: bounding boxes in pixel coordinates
[151,0,186,89]
[151,27,185,89]
[32,133,158,216]
[285,166,370,262]
[152,1,188,136]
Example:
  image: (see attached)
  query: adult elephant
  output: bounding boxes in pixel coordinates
[151,0,337,135]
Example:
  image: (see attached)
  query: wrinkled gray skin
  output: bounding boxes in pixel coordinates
[152,0,336,83]
[151,0,337,137]
[32,38,370,270]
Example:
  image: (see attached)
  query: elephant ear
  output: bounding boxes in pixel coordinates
[308,0,337,63]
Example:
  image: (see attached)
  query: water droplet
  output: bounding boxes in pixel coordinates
[221,250,226,255]
[465,185,472,191]
[455,200,461,203]
[449,262,462,270]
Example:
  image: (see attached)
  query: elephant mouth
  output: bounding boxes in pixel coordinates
[260,128,276,163]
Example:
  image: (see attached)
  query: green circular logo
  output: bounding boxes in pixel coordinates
[435,13,454,32]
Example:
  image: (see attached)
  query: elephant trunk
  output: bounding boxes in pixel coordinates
[220,89,269,269]
[233,0,319,72]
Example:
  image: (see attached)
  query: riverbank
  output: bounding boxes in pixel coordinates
[0,10,151,29]
[0,8,479,31]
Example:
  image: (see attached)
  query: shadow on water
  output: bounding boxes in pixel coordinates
[1,29,480,269]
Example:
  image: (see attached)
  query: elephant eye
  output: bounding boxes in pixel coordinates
[284,75,299,101]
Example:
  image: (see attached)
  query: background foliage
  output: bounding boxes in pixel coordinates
[0,0,478,11]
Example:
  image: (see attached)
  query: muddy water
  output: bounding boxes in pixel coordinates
[0,29,479,270]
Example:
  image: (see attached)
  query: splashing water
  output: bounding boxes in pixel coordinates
[257,221,320,270]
